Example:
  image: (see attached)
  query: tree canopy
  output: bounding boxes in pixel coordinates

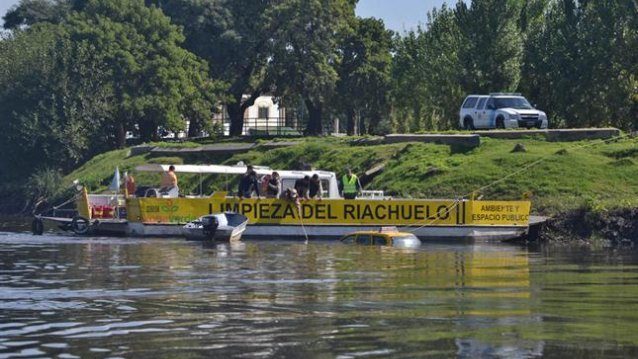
[1,0,636,172]
[0,0,221,180]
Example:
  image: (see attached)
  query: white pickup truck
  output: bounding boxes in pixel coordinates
[459,93,548,130]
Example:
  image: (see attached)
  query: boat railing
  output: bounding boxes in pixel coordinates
[359,190,386,200]
[87,194,125,206]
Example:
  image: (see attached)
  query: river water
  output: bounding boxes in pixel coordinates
[1,229,637,358]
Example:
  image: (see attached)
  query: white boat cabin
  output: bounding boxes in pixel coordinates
[134,164,341,199]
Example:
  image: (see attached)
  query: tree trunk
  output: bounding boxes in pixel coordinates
[304,98,323,135]
[139,120,156,142]
[346,108,356,136]
[358,115,367,135]
[227,100,244,137]
[367,114,378,135]
[187,117,201,138]
[116,123,126,148]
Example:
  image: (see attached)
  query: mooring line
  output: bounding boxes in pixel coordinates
[297,201,310,243]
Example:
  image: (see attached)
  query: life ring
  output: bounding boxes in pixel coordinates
[71,216,90,235]
[31,218,44,235]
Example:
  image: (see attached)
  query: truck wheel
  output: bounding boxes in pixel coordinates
[496,116,505,129]
[71,216,90,235]
[31,218,44,235]
[463,117,475,130]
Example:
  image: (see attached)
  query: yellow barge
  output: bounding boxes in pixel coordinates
[35,164,541,241]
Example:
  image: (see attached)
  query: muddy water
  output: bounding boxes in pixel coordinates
[0,230,637,358]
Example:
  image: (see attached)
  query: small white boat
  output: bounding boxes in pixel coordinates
[182,212,248,241]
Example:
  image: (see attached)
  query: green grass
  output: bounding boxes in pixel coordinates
[64,135,638,216]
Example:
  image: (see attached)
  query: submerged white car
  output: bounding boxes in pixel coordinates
[459,93,548,130]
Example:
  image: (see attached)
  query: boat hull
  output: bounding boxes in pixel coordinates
[127,222,529,241]
[39,215,541,242]
[182,226,245,241]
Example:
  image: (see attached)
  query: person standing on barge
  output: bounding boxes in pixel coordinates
[159,165,179,197]
[309,174,323,200]
[238,166,260,199]
[340,168,361,200]
[266,172,281,198]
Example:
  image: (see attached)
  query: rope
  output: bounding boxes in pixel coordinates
[405,133,633,232]
[296,201,310,243]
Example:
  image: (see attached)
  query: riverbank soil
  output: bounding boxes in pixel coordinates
[544,207,638,245]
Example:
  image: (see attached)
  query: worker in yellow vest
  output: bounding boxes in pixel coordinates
[340,168,361,200]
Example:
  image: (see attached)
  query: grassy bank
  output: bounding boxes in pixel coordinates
[7,138,638,239]
[44,135,638,241]
[66,136,638,211]
[0,134,638,241]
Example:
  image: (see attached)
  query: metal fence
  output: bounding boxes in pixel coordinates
[221,117,303,137]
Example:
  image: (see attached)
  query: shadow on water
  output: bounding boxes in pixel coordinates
[0,228,638,358]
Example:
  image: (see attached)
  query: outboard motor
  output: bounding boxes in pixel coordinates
[201,216,219,241]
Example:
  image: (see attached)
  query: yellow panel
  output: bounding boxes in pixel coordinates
[127,198,531,227]
[76,187,91,219]
[133,198,464,226]
[126,197,141,222]
[466,200,531,226]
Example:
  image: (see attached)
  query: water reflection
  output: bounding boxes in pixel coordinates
[0,232,637,358]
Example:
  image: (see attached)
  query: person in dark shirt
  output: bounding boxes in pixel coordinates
[266,172,281,198]
[294,175,310,200]
[309,174,323,199]
[238,169,260,199]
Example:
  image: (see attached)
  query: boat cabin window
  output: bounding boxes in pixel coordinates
[356,235,372,245]
[320,179,329,197]
[372,236,388,246]
[341,235,356,244]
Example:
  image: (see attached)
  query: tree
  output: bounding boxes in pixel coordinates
[520,0,637,129]
[66,0,219,143]
[155,0,275,136]
[454,0,524,93]
[271,0,357,135]
[2,0,68,29]
[0,0,221,181]
[391,5,464,131]
[0,25,112,177]
[336,17,393,135]
[418,6,465,130]
[391,31,427,132]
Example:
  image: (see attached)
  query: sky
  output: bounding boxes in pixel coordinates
[0,0,450,32]
[356,0,449,32]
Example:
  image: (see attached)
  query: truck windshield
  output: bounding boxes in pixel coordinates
[494,97,533,110]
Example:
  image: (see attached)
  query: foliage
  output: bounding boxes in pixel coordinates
[521,0,638,129]
[66,0,220,142]
[455,0,524,93]
[2,0,68,29]
[24,168,68,210]
[0,0,221,212]
[2,0,638,213]
[391,6,464,131]
[392,0,637,131]
[0,25,111,176]
[336,17,393,135]
[270,0,357,135]
[155,0,273,136]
